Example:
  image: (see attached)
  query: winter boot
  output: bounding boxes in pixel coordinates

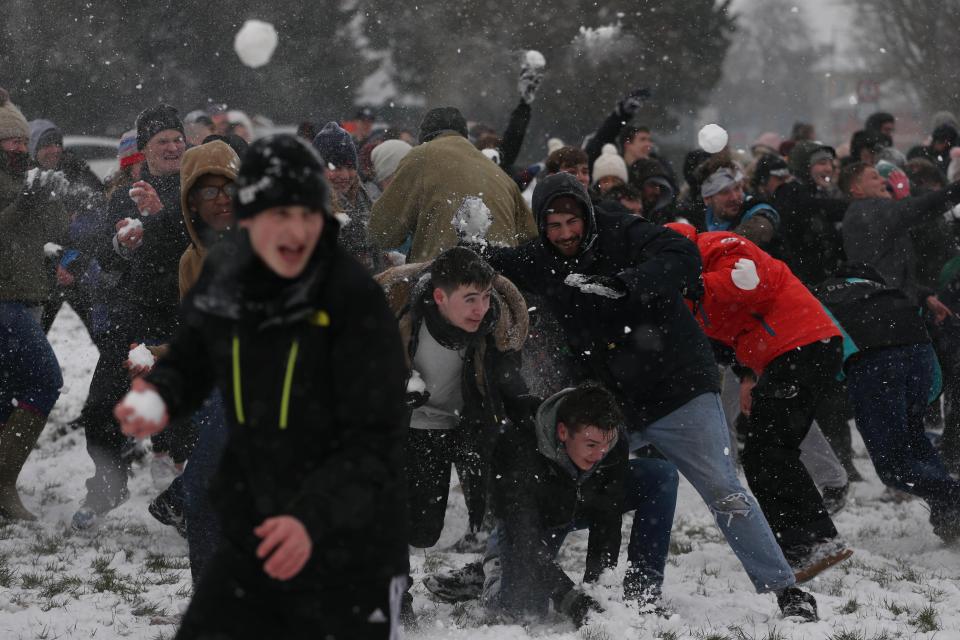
[776,586,818,622]
[623,565,668,616]
[0,408,50,521]
[788,539,854,583]
[148,479,187,537]
[423,560,485,602]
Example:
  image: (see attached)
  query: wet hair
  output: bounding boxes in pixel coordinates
[618,125,651,148]
[556,382,623,433]
[693,153,739,188]
[546,146,588,173]
[838,161,871,195]
[430,247,495,295]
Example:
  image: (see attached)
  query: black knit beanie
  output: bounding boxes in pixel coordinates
[233,134,331,220]
[136,104,184,150]
[419,107,468,144]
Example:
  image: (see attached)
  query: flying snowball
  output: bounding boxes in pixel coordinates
[523,50,546,69]
[698,124,729,154]
[234,20,278,69]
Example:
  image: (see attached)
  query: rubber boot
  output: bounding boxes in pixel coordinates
[0,408,49,521]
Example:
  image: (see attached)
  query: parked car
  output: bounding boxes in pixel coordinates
[63,135,118,181]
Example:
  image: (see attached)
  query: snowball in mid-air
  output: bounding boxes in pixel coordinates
[698,124,729,154]
[122,388,166,424]
[128,344,156,369]
[524,50,546,69]
[43,242,63,258]
[234,20,278,69]
[452,196,493,244]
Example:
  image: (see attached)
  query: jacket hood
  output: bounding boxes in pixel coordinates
[180,140,241,253]
[375,261,529,354]
[28,119,61,159]
[531,172,598,258]
[788,140,836,184]
[534,388,617,480]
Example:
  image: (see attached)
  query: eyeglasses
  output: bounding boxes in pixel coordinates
[195,184,237,200]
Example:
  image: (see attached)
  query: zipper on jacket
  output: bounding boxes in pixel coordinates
[279,339,300,430]
[232,334,246,425]
[753,314,776,336]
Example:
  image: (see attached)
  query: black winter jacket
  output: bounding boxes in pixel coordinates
[814,263,930,359]
[483,173,718,429]
[147,228,409,585]
[490,389,627,603]
[107,168,190,314]
[773,180,848,285]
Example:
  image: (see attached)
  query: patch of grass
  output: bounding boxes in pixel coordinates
[655,631,680,640]
[0,554,16,588]
[827,630,865,640]
[580,627,612,640]
[914,583,946,604]
[870,567,893,589]
[174,582,193,598]
[21,572,46,589]
[883,599,909,617]
[152,573,181,586]
[39,596,69,613]
[894,559,923,583]
[145,553,190,572]
[728,625,786,640]
[824,576,845,597]
[90,555,112,573]
[702,565,721,578]
[669,539,694,555]
[131,600,166,617]
[29,534,64,556]
[837,597,859,615]
[39,575,82,599]
[90,567,140,597]
[910,605,940,632]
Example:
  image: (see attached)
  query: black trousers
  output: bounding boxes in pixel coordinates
[741,338,843,556]
[176,540,399,640]
[77,302,178,510]
[405,428,483,548]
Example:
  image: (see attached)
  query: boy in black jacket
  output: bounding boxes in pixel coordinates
[114,134,409,639]
[486,383,627,625]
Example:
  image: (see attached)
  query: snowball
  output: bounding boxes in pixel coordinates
[523,50,546,69]
[731,258,760,291]
[407,370,426,394]
[122,388,166,424]
[43,242,63,258]
[698,124,729,154]
[234,20,278,69]
[334,212,352,227]
[128,344,156,369]
[564,273,625,299]
[117,217,143,238]
[452,196,493,244]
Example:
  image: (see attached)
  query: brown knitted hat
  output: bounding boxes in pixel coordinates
[0,88,30,141]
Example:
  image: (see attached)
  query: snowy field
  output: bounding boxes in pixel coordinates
[2,306,960,639]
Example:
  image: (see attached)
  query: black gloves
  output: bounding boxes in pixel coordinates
[617,87,652,118]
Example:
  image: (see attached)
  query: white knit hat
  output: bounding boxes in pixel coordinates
[371,139,413,183]
[592,144,628,185]
[0,88,30,141]
[546,137,565,155]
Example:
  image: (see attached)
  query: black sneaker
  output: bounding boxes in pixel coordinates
[777,586,818,622]
[423,561,485,602]
[788,539,853,583]
[148,488,187,538]
[448,531,488,554]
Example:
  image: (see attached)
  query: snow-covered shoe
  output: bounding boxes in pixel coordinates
[424,560,485,602]
[790,539,853,583]
[776,586,818,622]
[623,567,667,616]
[71,486,130,531]
[149,488,187,537]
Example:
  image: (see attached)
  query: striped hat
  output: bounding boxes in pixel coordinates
[118,129,144,168]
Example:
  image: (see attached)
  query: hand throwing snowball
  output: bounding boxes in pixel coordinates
[115,379,168,439]
[234,20,278,68]
[698,124,729,154]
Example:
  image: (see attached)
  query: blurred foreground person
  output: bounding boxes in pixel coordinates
[115,134,408,639]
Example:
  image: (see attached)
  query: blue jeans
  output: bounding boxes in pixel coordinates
[631,392,795,593]
[847,344,960,512]
[182,391,229,583]
[488,457,678,612]
[0,302,62,422]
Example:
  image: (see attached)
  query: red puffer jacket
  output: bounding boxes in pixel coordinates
[668,223,840,374]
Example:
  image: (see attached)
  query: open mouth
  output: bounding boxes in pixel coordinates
[278,245,306,264]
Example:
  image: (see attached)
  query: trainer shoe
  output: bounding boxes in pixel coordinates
[423,560,485,602]
[789,539,853,583]
[148,488,187,537]
[776,586,818,622]
[71,486,130,531]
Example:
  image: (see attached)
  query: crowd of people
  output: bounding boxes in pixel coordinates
[3,53,960,638]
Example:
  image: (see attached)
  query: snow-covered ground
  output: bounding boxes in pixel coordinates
[3,306,960,639]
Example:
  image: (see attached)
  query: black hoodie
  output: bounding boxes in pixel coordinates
[482,172,718,429]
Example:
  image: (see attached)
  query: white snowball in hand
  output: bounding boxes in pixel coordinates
[118,217,143,238]
[407,370,426,394]
[698,124,729,154]
[731,258,760,290]
[128,344,156,368]
[234,20,278,68]
[122,388,166,424]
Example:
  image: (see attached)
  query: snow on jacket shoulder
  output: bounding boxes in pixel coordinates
[669,223,839,374]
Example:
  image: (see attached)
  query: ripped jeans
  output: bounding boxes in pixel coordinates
[629,392,795,593]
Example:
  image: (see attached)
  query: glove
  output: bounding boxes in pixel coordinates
[564,273,627,299]
[557,588,603,627]
[617,87,652,118]
[405,389,431,410]
[731,258,760,291]
[518,51,546,104]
